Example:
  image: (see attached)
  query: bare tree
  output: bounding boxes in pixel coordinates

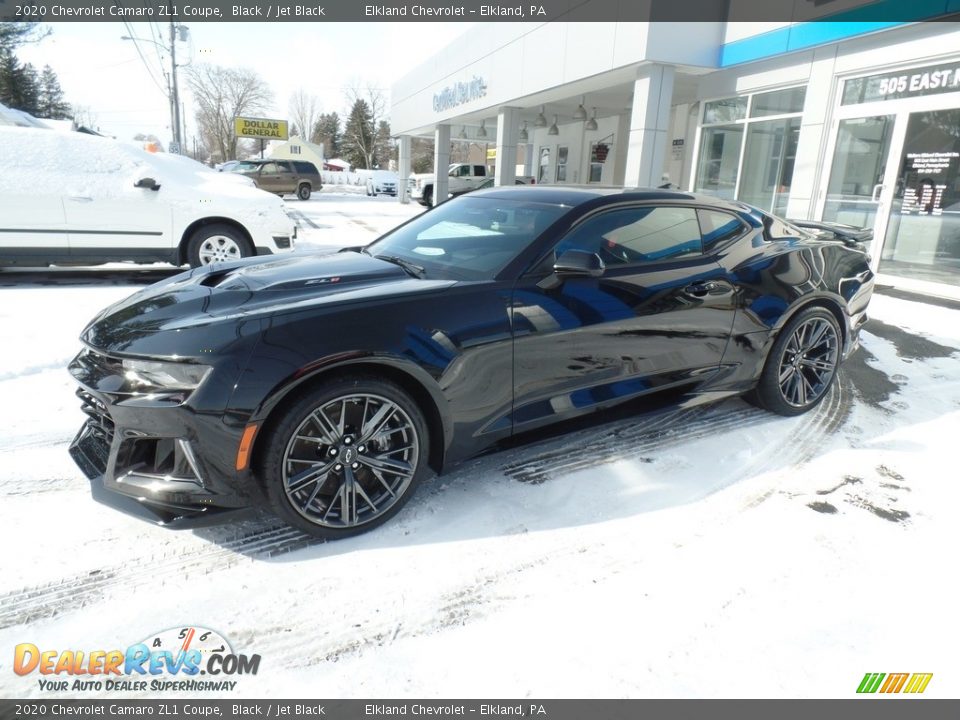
[342,81,389,169]
[288,88,318,142]
[187,64,273,162]
[70,103,98,131]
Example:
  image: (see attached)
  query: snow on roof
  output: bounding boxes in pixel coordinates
[0,102,49,129]
[0,126,283,224]
[326,158,351,169]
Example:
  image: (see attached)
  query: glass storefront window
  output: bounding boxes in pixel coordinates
[750,87,806,117]
[737,117,801,215]
[880,109,960,287]
[703,97,747,124]
[695,87,805,212]
[822,116,894,231]
[694,125,743,200]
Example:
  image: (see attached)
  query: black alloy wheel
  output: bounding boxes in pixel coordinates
[260,377,429,538]
[747,307,841,416]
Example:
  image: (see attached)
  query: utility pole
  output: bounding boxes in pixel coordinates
[169,5,183,153]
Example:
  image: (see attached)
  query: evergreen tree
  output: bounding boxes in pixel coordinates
[0,24,62,117]
[341,100,375,169]
[0,53,41,115]
[38,65,70,118]
[312,112,341,158]
[373,120,394,169]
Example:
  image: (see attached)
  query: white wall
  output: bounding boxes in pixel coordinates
[529,115,621,185]
[392,22,724,136]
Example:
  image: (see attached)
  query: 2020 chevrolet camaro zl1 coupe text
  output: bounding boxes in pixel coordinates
[68,187,874,538]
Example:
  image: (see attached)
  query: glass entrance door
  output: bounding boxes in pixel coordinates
[821,116,895,232]
[879,109,960,287]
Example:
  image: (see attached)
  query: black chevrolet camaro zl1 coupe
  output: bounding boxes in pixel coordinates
[68,187,874,538]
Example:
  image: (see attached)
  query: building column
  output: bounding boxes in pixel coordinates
[523,143,534,178]
[623,63,675,188]
[433,124,451,205]
[613,112,631,186]
[397,135,411,204]
[495,107,520,186]
[785,47,838,219]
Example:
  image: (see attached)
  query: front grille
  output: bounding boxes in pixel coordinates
[77,388,115,446]
[273,235,292,249]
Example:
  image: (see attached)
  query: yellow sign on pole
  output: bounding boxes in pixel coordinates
[234,116,289,140]
[486,148,497,160]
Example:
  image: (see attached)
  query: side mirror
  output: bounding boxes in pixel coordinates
[554,249,605,277]
[537,249,605,289]
[134,177,160,191]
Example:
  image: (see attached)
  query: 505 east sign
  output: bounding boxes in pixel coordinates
[843,61,960,105]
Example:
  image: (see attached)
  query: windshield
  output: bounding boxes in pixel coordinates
[365,196,566,280]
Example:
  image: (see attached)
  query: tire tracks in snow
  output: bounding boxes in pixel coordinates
[1,375,854,631]
[502,373,852,485]
[0,523,318,630]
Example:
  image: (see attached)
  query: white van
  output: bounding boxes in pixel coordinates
[0,127,296,268]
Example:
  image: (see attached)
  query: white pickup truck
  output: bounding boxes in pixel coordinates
[409,163,535,206]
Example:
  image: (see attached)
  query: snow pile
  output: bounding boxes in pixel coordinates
[0,126,287,227]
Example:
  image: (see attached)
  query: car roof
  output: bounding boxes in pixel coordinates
[469,184,750,212]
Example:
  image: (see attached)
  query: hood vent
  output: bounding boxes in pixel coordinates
[198,269,234,288]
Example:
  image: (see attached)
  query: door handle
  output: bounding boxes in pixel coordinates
[871,184,884,202]
[683,281,719,297]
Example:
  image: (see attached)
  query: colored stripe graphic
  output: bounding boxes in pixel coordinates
[857,672,933,694]
[904,673,933,694]
[880,673,909,693]
[857,673,885,693]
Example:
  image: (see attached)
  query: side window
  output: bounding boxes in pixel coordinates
[474,165,486,177]
[278,161,294,173]
[260,162,279,174]
[698,209,746,250]
[454,165,471,177]
[555,206,703,266]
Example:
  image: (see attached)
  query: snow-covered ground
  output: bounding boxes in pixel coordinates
[1,192,958,699]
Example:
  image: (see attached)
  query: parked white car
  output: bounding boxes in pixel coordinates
[0,127,296,268]
[365,170,399,197]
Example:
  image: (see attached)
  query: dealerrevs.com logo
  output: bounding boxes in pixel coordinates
[857,672,933,694]
[13,626,260,693]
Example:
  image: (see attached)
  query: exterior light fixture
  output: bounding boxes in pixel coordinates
[573,96,587,121]
[548,115,559,135]
[458,126,467,139]
[534,106,547,128]
[477,120,487,139]
[585,108,598,131]
[518,122,528,142]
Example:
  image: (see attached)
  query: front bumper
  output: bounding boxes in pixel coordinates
[67,349,259,527]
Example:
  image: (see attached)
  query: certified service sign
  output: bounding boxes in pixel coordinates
[234,116,289,140]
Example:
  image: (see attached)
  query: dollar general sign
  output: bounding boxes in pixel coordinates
[234,117,289,140]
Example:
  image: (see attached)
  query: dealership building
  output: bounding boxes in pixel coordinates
[391,14,960,299]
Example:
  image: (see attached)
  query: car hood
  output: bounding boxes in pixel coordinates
[81,252,457,355]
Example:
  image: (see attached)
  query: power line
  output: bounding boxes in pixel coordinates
[121,19,169,98]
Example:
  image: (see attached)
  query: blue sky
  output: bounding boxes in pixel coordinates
[19,22,472,145]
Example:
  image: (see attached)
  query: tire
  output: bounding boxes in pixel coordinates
[420,186,433,207]
[258,376,430,539]
[747,306,842,416]
[297,183,311,201]
[185,223,253,268]
[366,185,372,196]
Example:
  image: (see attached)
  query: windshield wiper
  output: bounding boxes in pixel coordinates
[373,254,426,278]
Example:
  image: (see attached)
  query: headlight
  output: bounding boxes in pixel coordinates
[122,359,212,391]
